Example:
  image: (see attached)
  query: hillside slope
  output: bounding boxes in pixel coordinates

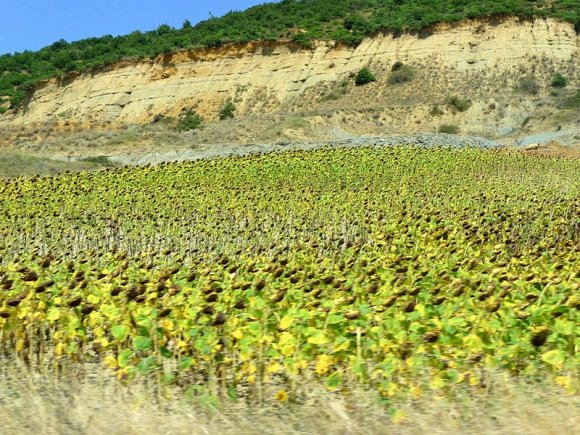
[2,17,577,139]
[1,0,578,110]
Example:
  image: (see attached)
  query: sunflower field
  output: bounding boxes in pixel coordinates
[0,146,578,401]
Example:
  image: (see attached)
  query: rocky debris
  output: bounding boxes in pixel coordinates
[515,129,575,146]
[336,133,502,150]
[108,133,504,166]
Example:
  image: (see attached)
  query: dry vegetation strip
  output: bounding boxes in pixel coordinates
[1,358,578,435]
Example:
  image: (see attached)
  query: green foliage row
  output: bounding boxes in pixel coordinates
[0,0,578,109]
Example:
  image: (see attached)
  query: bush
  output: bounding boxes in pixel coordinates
[292,33,314,49]
[551,73,568,88]
[150,113,170,124]
[388,64,414,85]
[391,61,404,72]
[564,90,580,109]
[438,124,460,134]
[177,109,203,131]
[9,91,26,109]
[447,96,471,112]
[519,75,539,95]
[355,68,376,86]
[430,106,444,116]
[219,101,236,120]
[78,156,117,167]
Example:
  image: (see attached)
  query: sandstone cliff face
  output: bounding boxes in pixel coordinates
[6,17,579,127]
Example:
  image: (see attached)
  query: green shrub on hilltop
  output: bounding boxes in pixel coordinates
[292,32,315,49]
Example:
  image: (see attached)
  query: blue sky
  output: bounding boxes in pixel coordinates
[0,1,270,55]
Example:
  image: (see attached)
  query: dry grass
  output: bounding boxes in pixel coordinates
[507,141,580,159]
[0,152,115,179]
[1,357,577,435]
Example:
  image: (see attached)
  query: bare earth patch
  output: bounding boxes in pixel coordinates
[514,141,580,159]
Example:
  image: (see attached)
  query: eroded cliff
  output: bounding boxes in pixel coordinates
[4,17,574,126]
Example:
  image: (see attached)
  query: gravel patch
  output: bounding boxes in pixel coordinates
[106,133,505,166]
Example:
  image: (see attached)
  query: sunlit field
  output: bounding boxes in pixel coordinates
[0,146,578,433]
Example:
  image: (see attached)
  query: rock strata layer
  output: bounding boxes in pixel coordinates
[7,17,578,127]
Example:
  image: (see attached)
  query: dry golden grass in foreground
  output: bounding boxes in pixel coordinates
[0,357,578,435]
